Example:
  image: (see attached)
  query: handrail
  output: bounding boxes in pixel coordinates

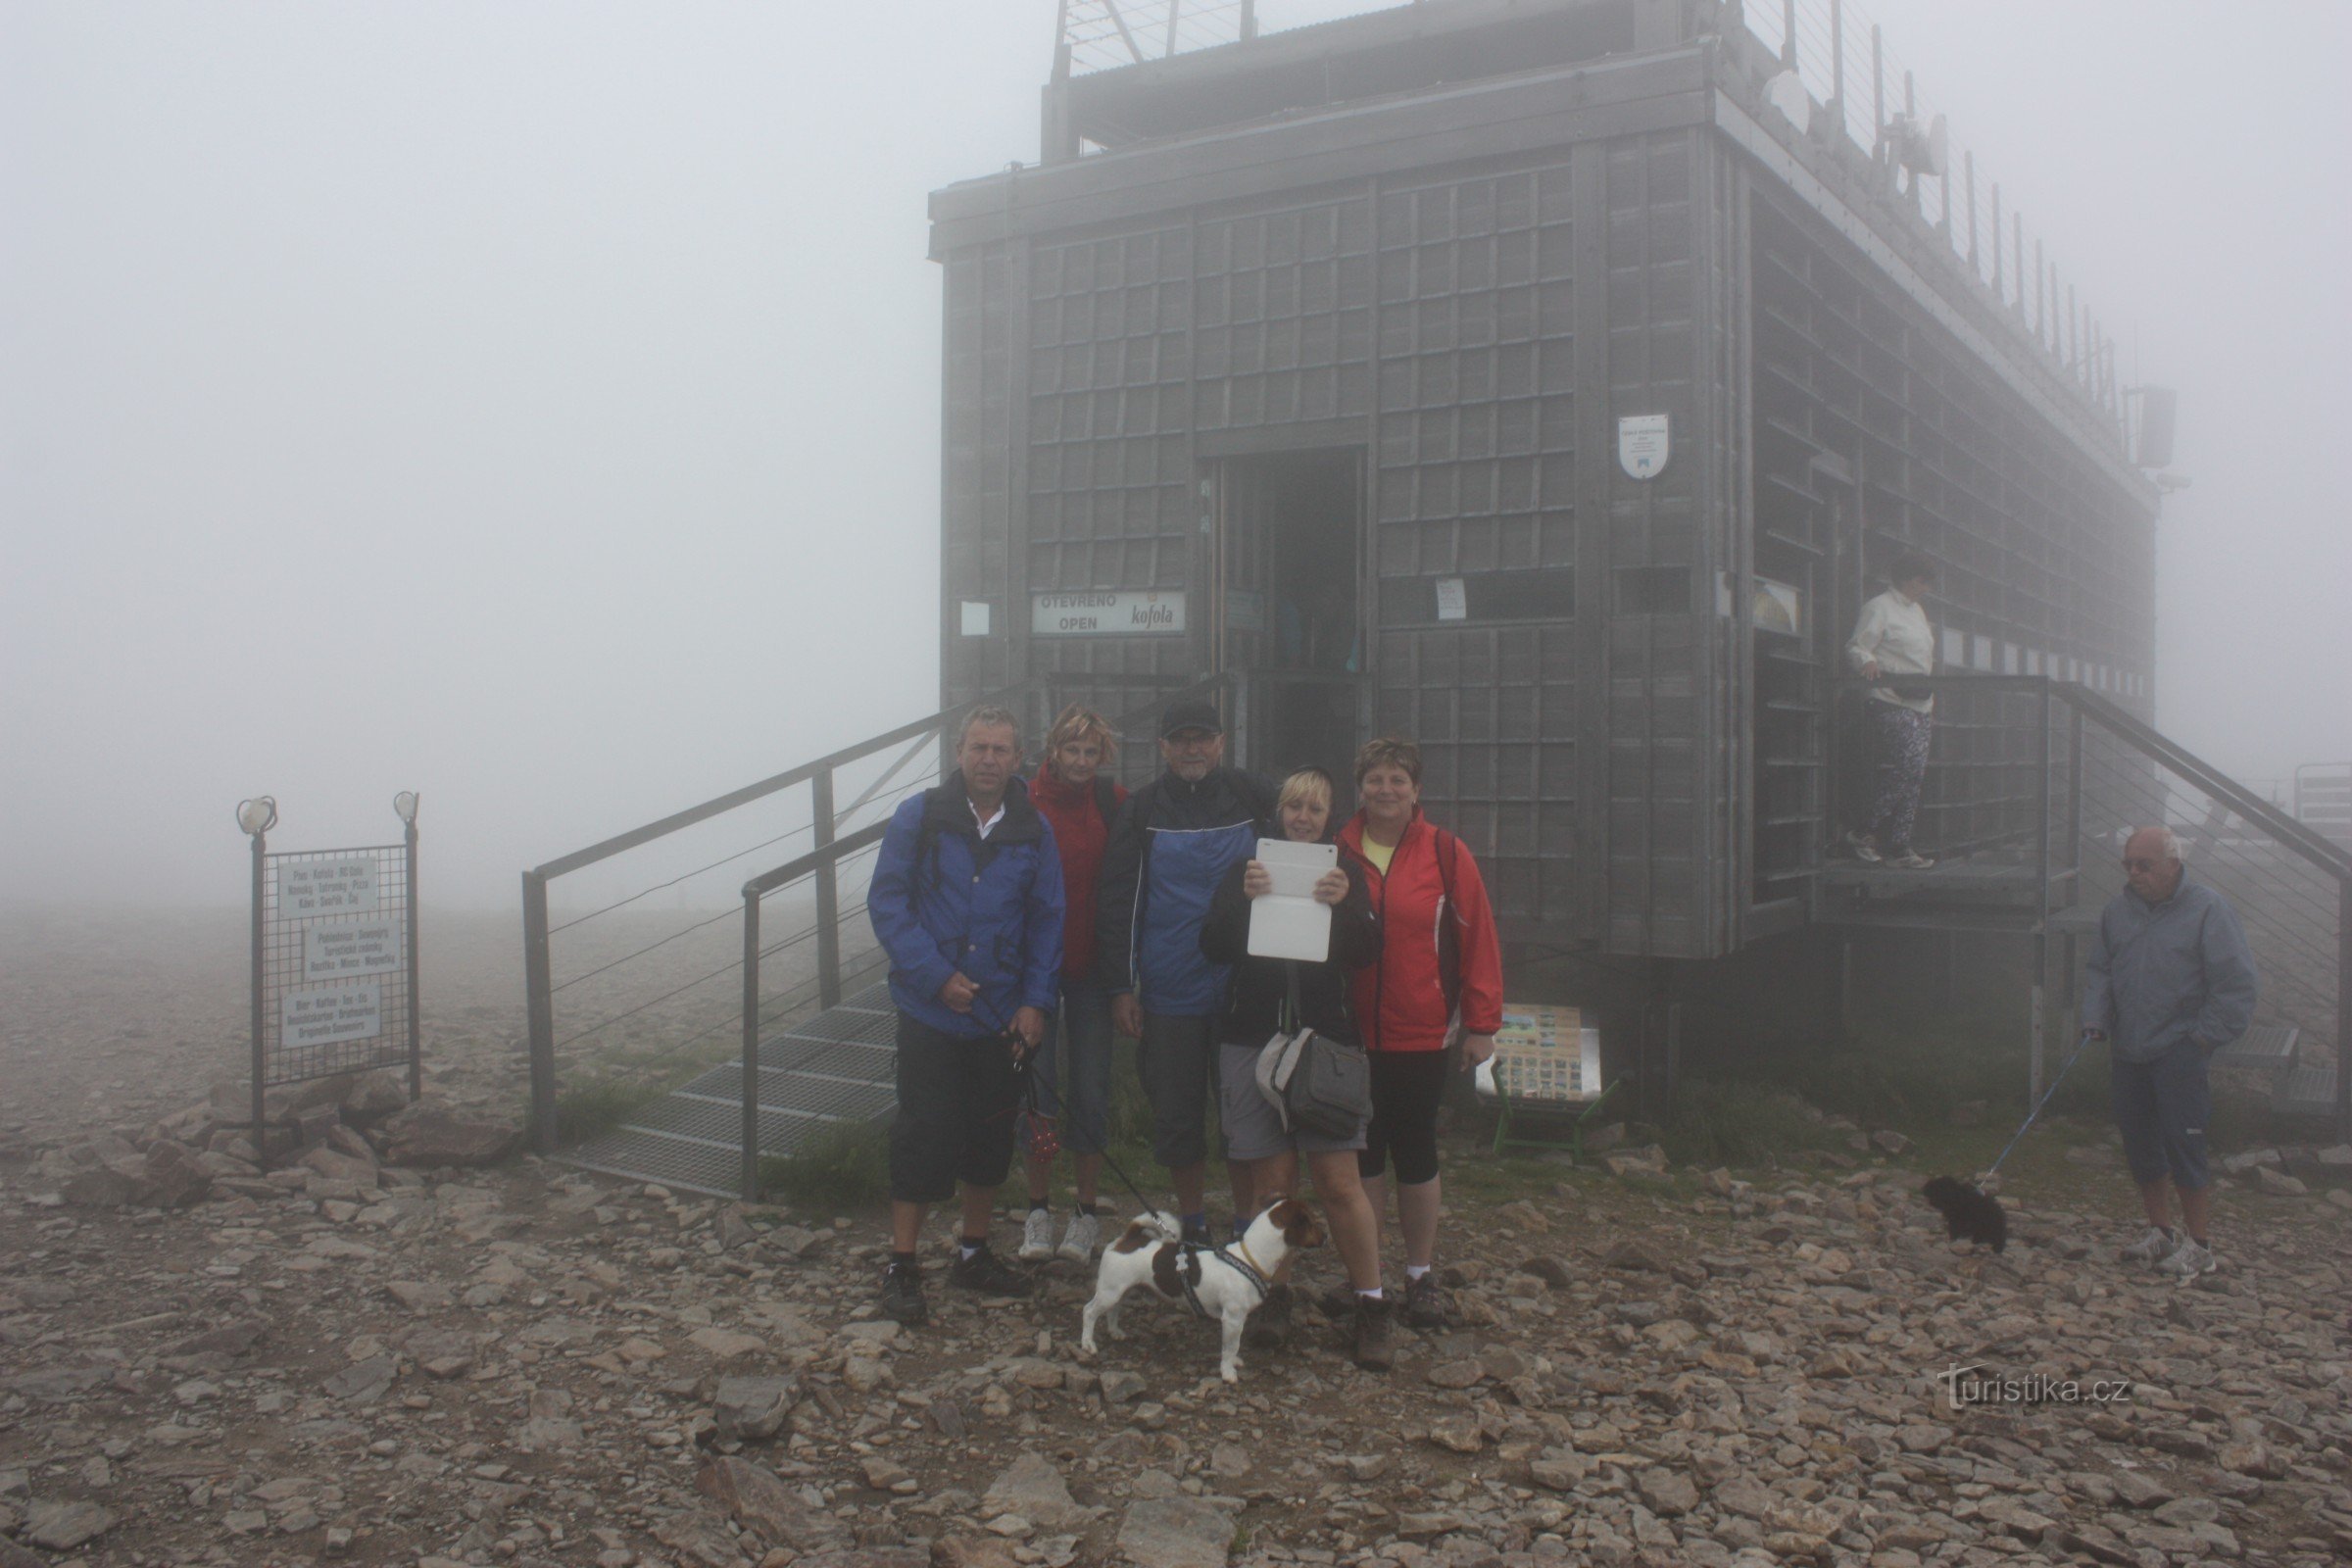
[530,681,1028,880]
[2064,687,2352,881]
[1835,672,2352,879]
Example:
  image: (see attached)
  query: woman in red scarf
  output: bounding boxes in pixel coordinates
[1017,706,1127,1263]
[1336,736,1503,1329]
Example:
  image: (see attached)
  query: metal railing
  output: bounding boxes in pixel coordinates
[1832,674,2351,1137]
[519,684,1029,1152]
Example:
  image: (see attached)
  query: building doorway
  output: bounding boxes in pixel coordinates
[1208,448,1364,789]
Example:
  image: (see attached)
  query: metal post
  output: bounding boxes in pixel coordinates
[2032,682,2053,1102]
[742,888,762,1201]
[2034,240,2045,342]
[2067,700,2084,873]
[2336,878,2350,1144]
[522,870,559,1153]
[1965,153,1977,272]
[1990,182,2003,299]
[1241,0,1256,41]
[1863,18,1877,157]
[405,817,421,1103]
[250,828,269,1172]
[2014,214,2024,319]
[812,770,841,1009]
[1781,0,1796,69]
[1830,1,1846,124]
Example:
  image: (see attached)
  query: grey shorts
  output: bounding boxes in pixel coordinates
[1217,1041,1369,1162]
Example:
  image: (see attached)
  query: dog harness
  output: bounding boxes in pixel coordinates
[1173,1238,1273,1320]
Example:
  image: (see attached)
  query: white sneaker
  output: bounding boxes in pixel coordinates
[1057,1209,1101,1262]
[1844,830,1882,863]
[2154,1236,2217,1280]
[1017,1207,1055,1261]
[2119,1225,2180,1265]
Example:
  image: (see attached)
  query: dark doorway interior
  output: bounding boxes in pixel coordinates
[1212,448,1364,792]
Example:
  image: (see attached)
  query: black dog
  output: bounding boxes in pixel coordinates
[1922,1176,2008,1252]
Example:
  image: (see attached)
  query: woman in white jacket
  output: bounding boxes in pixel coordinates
[1843,556,1939,869]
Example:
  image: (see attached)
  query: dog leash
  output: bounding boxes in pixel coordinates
[1982,1031,2098,1180]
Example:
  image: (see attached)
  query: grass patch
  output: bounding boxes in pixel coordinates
[760,1118,892,1210]
[554,1075,671,1146]
[1652,1077,1855,1169]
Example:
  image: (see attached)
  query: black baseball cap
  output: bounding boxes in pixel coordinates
[1159,699,1224,739]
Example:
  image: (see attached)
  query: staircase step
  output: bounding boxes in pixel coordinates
[556,978,905,1195]
[2210,1024,2300,1075]
[2272,1061,2341,1118]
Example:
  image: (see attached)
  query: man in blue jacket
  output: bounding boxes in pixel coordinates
[2083,824,2257,1282]
[1096,698,1277,1247]
[868,706,1064,1325]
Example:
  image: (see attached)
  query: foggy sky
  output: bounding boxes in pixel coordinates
[4,1,2347,909]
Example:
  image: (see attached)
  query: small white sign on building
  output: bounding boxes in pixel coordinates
[283,981,383,1049]
[1616,413,1671,479]
[279,858,379,920]
[1031,590,1188,636]
[1435,577,1468,622]
[304,917,403,983]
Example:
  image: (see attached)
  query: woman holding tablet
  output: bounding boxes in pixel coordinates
[1199,766,1393,1369]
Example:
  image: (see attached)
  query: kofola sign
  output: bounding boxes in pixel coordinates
[1031,590,1188,636]
[279,858,379,918]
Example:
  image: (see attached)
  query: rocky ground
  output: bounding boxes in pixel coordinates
[3,909,2350,1568]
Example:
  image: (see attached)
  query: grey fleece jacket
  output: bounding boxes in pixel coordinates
[2081,875,2258,1065]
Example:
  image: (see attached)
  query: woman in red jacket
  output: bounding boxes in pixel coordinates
[1018,706,1128,1263]
[1336,736,1503,1329]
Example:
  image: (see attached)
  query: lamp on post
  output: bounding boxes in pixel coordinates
[392,792,421,1101]
[237,796,277,1168]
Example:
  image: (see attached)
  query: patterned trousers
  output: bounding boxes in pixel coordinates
[1864,703,1933,850]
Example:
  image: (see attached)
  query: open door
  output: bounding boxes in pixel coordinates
[1209,448,1365,786]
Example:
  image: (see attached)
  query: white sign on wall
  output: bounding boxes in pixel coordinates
[303,917,403,983]
[1435,577,1468,622]
[279,858,379,920]
[1617,413,1671,479]
[283,981,384,1049]
[1031,590,1188,637]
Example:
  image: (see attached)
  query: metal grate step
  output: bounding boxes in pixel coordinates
[557,980,904,1197]
[2210,1024,2300,1075]
[2272,1061,2341,1118]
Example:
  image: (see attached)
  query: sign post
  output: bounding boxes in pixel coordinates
[239,793,422,1168]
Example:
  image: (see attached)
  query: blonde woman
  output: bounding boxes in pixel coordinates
[1199,768,1392,1368]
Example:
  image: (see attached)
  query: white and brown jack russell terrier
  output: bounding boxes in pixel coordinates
[1079,1199,1326,1383]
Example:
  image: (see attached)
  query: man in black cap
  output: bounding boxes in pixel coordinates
[1096,699,1277,1246]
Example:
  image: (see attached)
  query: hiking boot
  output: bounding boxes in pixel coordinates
[1349,1295,1396,1371]
[1884,846,1935,870]
[1244,1283,1294,1350]
[2119,1224,2180,1265]
[1057,1209,1102,1263]
[1403,1273,1449,1329]
[1181,1220,1215,1251]
[2154,1235,2217,1281]
[879,1260,928,1326]
[1017,1207,1055,1262]
[948,1245,1031,1298]
[1318,1284,1360,1319]
[1843,830,1882,863]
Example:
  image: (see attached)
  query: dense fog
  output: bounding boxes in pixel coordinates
[4,0,2346,907]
